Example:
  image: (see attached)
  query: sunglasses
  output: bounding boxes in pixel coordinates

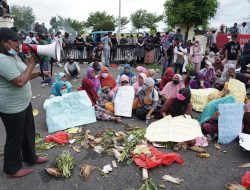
[121,81,128,84]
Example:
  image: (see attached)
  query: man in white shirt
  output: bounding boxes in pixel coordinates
[239,22,249,34]
[64,55,80,79]
[24,31,37,44]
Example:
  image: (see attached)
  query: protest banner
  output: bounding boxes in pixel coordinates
[44,91,96,133]
[191,88,219,112]
[218,103,244,144]
[114,86,135,117]
[145,115,203,142]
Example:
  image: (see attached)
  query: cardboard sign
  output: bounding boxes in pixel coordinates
[114,86,135,117]
[191,88,219,112]
[216,34,250,48]
[145,115,203,143]
[218,103,244,144]
[228,79,247,103]
[44,91,96,133]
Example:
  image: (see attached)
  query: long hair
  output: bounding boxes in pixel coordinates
[170,88,191,117]
[0,41,11,56]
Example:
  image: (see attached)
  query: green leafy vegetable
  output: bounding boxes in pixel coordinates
[55,151,74,178]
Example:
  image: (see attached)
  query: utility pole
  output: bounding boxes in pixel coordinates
[118,0,121,44]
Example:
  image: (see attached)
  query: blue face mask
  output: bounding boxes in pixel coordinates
[8,48,18,56]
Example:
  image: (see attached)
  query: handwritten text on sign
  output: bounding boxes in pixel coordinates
[44,91,96,133]
[218,103,244,144]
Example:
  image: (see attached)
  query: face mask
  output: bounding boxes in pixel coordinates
[173,79,179,85]
[190,76,196,80]
[102,73,108,78]
[8,48,18,56]
[60,89,68,95]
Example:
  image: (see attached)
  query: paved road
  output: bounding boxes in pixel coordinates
[0,63,249,190]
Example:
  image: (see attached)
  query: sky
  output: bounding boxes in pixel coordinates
[9,0,250,31]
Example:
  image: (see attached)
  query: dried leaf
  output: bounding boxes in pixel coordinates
[79,164,96,180]
[93,137,103,144]
[112,160,117,168]
[239,163,250,168]
[86,134,95,141]
[196,153,210,158]
[215,143,221,150]
[112,149,121,160]
[72,146,81,153]
[46,168,61,177]
[225,183,248,190]
[94,145,104,154]
[189,146,206,153]
[162,175,184,185]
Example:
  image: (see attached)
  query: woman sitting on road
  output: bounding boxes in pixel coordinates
[49,81,72,98]
[98,66,116,91]
[159,67,175,91]
[189,72,210,89]
[84,67,101,94]
[55,72,72,91]
[161,88,192,117]
[79,78,121,122]
[132,73,147,94]
[116,64,136,85]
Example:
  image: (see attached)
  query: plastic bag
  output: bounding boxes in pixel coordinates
[133,146,184,169]
[242,171,250,188]
[45,131,69,144]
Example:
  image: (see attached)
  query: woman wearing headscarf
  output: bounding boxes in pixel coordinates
[135,36,145,65]
[55,72,72,92]
[85,67,101,93]
[160,74,185,100]
[116,64,136,85]
[189,72,210,89]
[205,65,217,86]
[207,51,215,65]
[135,77,161,121]
[159,67,175,91]
[98,66,116,90]
[199,96,236,136]
[190,40,203,73]
[161,88,192,117]
[79,78,121,122]
[49,81,72,98]
[184,70,196,87]
[132,73,147,94]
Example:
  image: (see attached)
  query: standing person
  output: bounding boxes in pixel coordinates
[45,32,52,44]
[241,40,250,72]
[210,30,217,48]
[53,31,63,67]
[190,40,203,73]
[239,22,249,34]
[92,42,103,62]
[63,32,72,58]
[173,39,187,75]
[224,34,241,66]
[101,32,112,67]
[85,34,94,60]
[229,23,238,35]
[144,34,155,64]
[174,29,183,42]
[110,33,118,61]
[0,28,49,177]
[35,33,52,85]
[135,36,145,65]
[64,55,80,79]
[120,34,128,58]
[24,31,37,44]
[74,34,85,64]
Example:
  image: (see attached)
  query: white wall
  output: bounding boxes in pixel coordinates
[0,17,14,28]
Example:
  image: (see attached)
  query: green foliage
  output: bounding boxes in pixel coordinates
[55,151,74,178]
[11,5,36,31]
[86,11,115,30]
[49,16,85,35]
[93,20,115,31]
[144,13,164,30]
[115,16,130,31]
[164,0,219,40]
[130,9,147,31]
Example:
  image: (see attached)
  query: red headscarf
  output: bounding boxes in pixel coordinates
[79,78,99,105]
[160,67,175,90]
[98,66,116,89]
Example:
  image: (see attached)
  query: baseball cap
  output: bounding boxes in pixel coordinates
[0,27,21,41]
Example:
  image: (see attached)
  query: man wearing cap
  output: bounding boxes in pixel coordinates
[0,27,49,177]
[64,55,80,79]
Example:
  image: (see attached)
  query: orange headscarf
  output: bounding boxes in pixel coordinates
[98,67,116,89]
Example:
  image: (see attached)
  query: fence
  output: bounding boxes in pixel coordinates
[62,44,162,64]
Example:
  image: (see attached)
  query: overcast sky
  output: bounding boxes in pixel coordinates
[9,0,250,31]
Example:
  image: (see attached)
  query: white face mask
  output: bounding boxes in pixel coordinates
[102,73,108,78]
[8,48,18,56]
[60,89,67,95]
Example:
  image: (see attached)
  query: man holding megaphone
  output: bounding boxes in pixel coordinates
[0,27,50,177]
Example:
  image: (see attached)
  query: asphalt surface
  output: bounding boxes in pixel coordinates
[0,63,250,190]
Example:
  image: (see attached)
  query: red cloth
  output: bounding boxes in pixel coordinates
[45,131,69,144]
[160,67,175,90]
[79,78,99,105]
[242,171,250,188]
[98,67,116,89]
[133,146,184,169]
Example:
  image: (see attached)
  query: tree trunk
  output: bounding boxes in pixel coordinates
[185,24,192,43]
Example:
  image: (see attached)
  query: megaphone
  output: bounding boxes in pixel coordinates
[22,41,61,62]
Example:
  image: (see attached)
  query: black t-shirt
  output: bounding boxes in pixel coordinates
[74,37,85,50]
[225,41,241,60]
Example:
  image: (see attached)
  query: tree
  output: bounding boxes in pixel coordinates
[49,16,61,32]
[164,0,219,41]
[93,20,115,31]
[11,5,36,31]
[85,11,115,30]
[115,16,130,31]
[144,13,164,31]
[130,9,147,32]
